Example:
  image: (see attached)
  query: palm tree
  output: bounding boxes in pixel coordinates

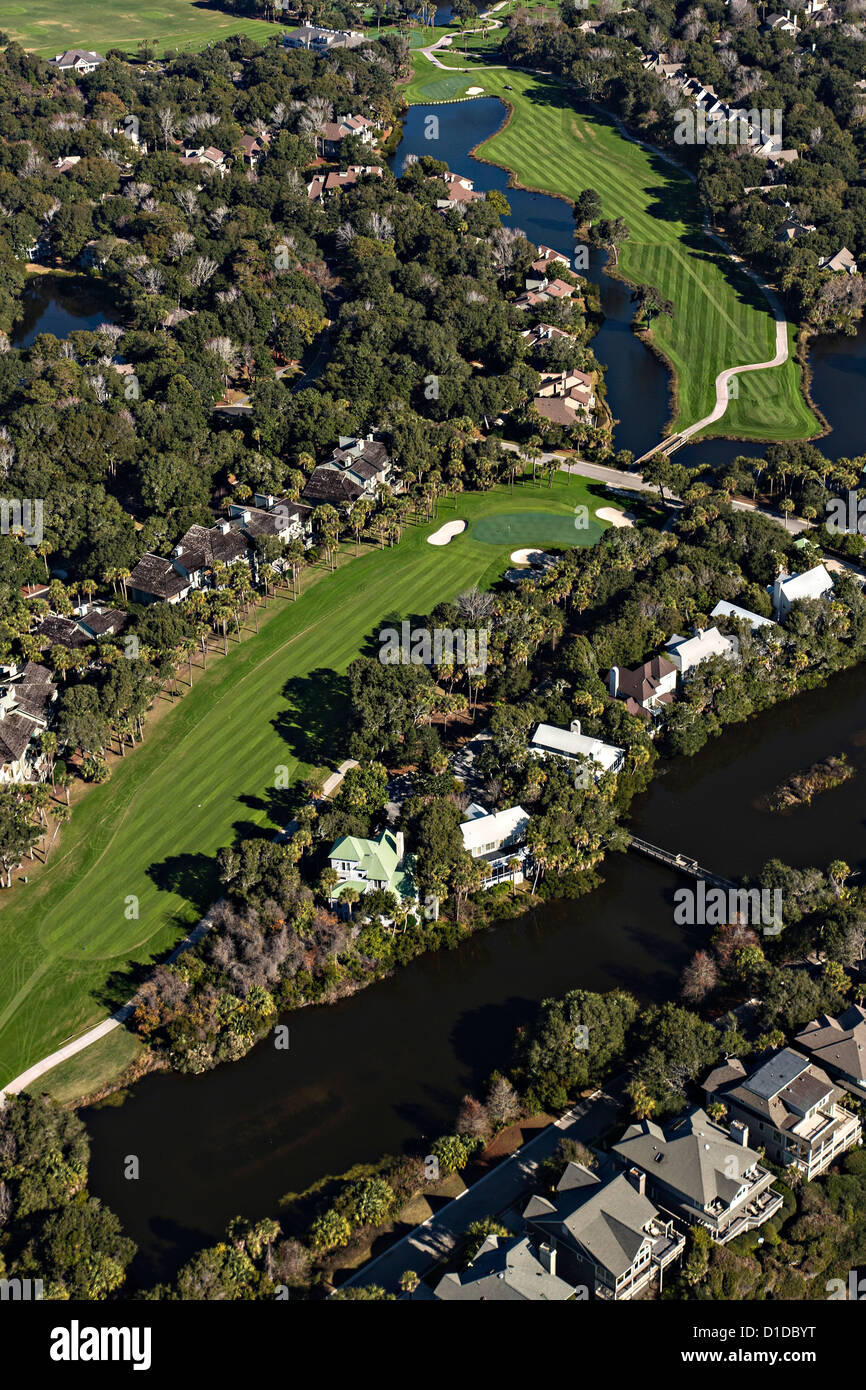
[47,802,71,854]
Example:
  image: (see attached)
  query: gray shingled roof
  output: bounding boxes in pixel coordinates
[433,1236,574,1301]
[525,1165,660,1278]
[613,1109,762,1208]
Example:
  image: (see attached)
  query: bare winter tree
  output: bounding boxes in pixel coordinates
[188,255,218,288]
[169,230,195,261]
[681,949,720,1003]
[175,187,199,219]
[335,220,356,248]
[457,586,496,625]
[156,107,176,149]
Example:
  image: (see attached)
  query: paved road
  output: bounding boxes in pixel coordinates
[500,441,814,535]
[339,1086,623,1294]
[0,914,213,1101]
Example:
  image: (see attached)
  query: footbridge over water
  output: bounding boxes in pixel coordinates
[628,836,736,891]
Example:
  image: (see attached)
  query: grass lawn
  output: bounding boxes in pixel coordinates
[471,508,604,546]
[405,63,820,444]
[0,473,605,1092]
[0,0,280,58]
[24,1027,145,1105]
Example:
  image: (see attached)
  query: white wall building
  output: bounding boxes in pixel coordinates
[530,720,624,777]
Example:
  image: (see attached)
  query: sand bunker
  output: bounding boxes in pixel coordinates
[596,506,635,528]
[428,519,467,546]
[510,548,547,566]
[466,86,485,94]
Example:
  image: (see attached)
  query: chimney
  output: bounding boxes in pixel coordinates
[395,830,405,864]
[626,1166,646,1196]
[569,718,582,737]
[609,666,620,698]
[219,519,231,534]
[538,1243,556,1276]
[730,1120,749,1147]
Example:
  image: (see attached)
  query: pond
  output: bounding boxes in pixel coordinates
[11,274,111,349]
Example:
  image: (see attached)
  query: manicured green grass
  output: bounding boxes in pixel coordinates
[406,64,820,444]
[471,509,603,546]
[0,1,279,58]
[24,1027,144,1105]
[0,474,604,1090]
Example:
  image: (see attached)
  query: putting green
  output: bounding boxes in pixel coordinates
[471,511,602,547]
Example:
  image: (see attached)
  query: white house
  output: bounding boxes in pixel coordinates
[665,626,738,680]
[770,564,834,617]
[50,49,105,74]
[460,804,530,889]
[530,720,624,777]
[710,601,777,632]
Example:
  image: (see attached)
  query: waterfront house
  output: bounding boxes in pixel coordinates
[665,626,738,681]
[433,1235,575,1301]
[459,803,530,889]
[770,563,834,617]
[435,172,484,211]
[795,1006,866,1097]
[534,369,595,425]
[520,322,576,351]
[523,1162,685,1300]
[612,1108,783,1243]
[609,655,677,718]
[328,827,417,908]
[703,1048,862,1182]
[530,720,624,777]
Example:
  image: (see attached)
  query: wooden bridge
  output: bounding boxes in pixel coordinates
[628,836,736,890]
[633,433,688,467]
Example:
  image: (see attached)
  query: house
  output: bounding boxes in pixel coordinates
[328,827,417,908]
[534,244,571,271]
[459,803,530,889]
[302,467,364,507]
[704,1048,862,1182]
[775,217,816,243]
[795,1005,866,1097]
[50,50,105,75]
[530,720,624,778]
[127,554,195,606]
[433,1234,575,1301]
[306,165,383,201]
[763,12,799,33]
[229,496,313,549]
[819,247,858,275]
[769,563,833,617]
[521,322,575,351]
[0,663,57,783]
[609,655,677,718]
[283,25,365,50]
[238,133,268,167]
[33,607,127,652]
[523,1162,685,1300]
[318,434,392,496]
[435,172,484,211]
[710,600,777,632]
[533,369,595,427]
[128,521,249,605]
[180,146,226,172]
[612,1108,783,1243]
[665,626,738,681]
[319,121,352,155]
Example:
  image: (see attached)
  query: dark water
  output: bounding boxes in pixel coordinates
[11,275,110,349]
[392,99,669,455]
[394,98,864,462]
[85,659,866,1286]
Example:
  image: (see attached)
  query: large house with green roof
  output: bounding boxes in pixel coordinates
[328,828,418,910]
